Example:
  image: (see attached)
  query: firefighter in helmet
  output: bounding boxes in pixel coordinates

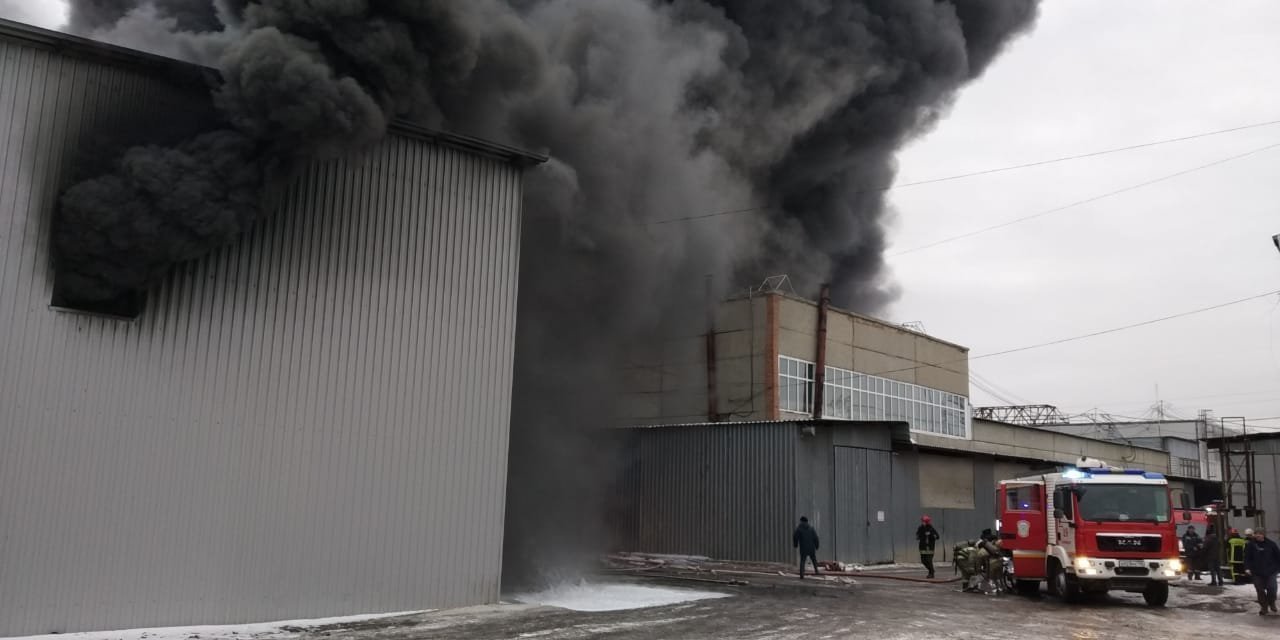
[955,536,1005,594]
[954,540,980,592]
[917,515,940,579]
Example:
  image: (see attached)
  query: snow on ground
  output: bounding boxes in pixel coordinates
[1170,581,1264,610]
[5,610,427,640]
[510,581,731,612]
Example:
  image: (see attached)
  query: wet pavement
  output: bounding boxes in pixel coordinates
[282,571,1275,640]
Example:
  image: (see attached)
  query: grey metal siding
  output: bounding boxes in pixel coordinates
[0,38,524,636]
[896,450,993,560]
[624,425,797,564]
[794,427,833,545]
[891,451,922,563]
[864,449,894,563]
[831,447,894,564]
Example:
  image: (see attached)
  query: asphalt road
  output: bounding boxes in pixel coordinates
[284,573,1274,640]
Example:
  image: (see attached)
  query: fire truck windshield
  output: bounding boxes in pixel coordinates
[1075,484,1170,523]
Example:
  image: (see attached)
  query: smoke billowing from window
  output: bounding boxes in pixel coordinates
[61,0,1039,585]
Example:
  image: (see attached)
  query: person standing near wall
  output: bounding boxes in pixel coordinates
[1243,528,1280,615]
[793,516,821,579]
[917,515,940,579]
[1201,525,1223,587]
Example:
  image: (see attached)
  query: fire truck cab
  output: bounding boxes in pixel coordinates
[998,458,1182,606]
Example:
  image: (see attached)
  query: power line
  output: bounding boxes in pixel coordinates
[974,289,1280,361]
[865,289,1280,378]
[891,118,1280,190]
[638,118,1280,227]
[891,140,1280,256]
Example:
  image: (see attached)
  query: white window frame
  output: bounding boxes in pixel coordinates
[778,356,815,415]
[787,358,971,440]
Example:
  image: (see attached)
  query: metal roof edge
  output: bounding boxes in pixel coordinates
[0,17,216,86]
[388,121,547,166]
[0,18,547,167]
[614,419,910,430]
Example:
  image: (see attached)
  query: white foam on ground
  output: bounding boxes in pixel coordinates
[5,610,427,640]
[511,582,730,612]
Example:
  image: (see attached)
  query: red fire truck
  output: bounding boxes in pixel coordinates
[998,458,1182,606]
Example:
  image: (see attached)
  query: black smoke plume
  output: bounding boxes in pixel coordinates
[59,0,1039,585]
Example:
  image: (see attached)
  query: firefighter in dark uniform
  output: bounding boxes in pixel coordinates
[917,515,940,579]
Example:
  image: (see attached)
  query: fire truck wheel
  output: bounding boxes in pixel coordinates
[1142,581,1169,607]
[1050,565,1081,602]
[1015,579,1040,597]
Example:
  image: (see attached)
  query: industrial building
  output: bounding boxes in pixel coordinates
[1206,429,1275,533]
[622,278,971,433]
[611,287,1190,567]
[0,20,541,637]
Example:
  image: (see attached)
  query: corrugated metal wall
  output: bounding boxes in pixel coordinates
[900,452,998,562]
[0,36,524,636]
[615,425,797,564]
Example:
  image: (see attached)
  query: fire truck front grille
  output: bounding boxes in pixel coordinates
[1096,535,1162,553]
[1114,567,1150,577]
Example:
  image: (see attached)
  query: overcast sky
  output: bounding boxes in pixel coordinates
[886,1,1280,428]
[3,1,1278,428]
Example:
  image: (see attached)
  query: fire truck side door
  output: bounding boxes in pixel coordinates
[1053,484,1075,549]
[1001,482,1048,579]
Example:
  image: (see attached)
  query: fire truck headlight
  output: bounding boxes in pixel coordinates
[1169,558,1184,573]
[1074,557,1092,571]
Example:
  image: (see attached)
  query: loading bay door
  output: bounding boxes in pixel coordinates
[833,446,894,564]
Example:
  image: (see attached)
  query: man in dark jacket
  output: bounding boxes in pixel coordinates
[916,515,940,579]
[1202,526,1223,587]
[793,516,820,578]
[1243,528,1280,615]
[1182,526,1203,580]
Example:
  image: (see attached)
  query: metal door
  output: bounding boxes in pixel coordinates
[834,446,868,563]
[865,449,894,563]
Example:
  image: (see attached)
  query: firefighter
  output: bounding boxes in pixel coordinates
[1202,525,1223,587]
[953,540,980,592]
[1181,526,1203,580]
[916,515,940,579]
[1244,528,1280,615]
[1228,529,1248,584]
[954,538,1003,594]
[974,537,1006,595]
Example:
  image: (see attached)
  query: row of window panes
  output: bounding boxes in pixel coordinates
[1175,457,1201,478]
[779,356,815,414]
[781,356,969,438]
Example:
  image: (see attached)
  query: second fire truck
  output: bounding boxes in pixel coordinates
[998,458,1182,606]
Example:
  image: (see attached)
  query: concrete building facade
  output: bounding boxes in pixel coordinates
[0,21,541,636]
[623,290,970,440]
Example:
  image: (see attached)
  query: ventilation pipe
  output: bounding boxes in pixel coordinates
[812,283,831,420]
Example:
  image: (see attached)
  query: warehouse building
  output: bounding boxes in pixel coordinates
[0,20,541,637]
[611,287,1180,566]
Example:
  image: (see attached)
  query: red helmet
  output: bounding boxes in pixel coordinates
[921,515,932,524]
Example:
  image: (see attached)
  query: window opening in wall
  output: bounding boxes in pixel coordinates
[777,355,972,439]
[779,355,814,415]
[51,280,145,319]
